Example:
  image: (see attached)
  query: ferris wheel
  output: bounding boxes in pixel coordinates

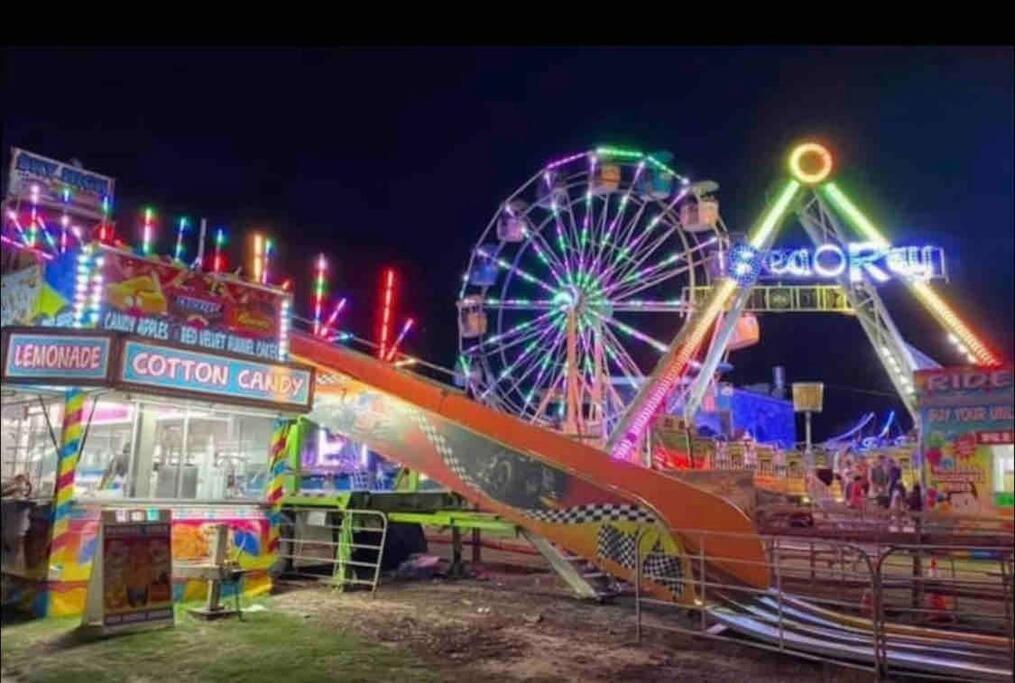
[457,147,729,443]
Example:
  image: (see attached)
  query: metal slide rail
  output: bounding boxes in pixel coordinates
[627,527,1014,681]
[277,506,388,594]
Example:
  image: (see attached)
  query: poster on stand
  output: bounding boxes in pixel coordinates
[916,366,1014,515]
[81,509,174,634]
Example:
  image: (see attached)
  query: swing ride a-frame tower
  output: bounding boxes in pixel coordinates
[608,141,1003,463]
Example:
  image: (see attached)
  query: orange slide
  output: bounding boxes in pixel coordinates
[292,331,769,602]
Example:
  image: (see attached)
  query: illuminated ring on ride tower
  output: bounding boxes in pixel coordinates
[788,142,834,185]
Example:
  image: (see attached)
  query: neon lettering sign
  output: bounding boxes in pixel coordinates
[727,242,946,284]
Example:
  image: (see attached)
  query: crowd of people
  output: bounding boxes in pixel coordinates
[839,454,924,520]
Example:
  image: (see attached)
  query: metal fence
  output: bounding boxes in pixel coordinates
[629,526,1014,681]
[276,506,388,594]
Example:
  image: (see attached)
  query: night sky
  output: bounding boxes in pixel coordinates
[4,47,1012,438]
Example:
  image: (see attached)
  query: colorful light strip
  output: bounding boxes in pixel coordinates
[378,268,396,359]
[277,298,291,361]
[820,182,1000,366]
[263,238,273,284]
[98,195,112,242]
[251,233,264,283]
[27,184,39,247]
[60,187,71,253]
[0,234,54,260]
[385,317,415,361]
[174,216,189,262]
[321,297,347,338]
[141,207,155,256]
[213,228,226,273]
[313,254,328,337]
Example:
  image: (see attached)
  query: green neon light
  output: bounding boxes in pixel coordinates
[595,146,686,181]
[820,183,889,247]
[748,180,801,249]
[596,146,643,159]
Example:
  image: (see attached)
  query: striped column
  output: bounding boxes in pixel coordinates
[49,389,87,572]
[265,419,293,555]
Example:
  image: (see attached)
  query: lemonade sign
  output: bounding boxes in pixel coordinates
[916,366,1014,515]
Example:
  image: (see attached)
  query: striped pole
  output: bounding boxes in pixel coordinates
[49,389,87,573]
[264,419,293,555]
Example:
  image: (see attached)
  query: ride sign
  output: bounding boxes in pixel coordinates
[726,241,946,284]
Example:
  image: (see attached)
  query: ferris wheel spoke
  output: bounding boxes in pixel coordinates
[599,218,678,287]
[522,224,571,288]
[476,245,558,296]
[488,313,563,358]
[601,187,690,282]
[544,175,582,280]
[609,260,696,302]
[610,300,690,313]
[598,200,650,279]
[605,250,690,298]
[462,308,559,356]
[482,298,562,310]
[480,319,564,400]
[600,324,647,380]
[523,338,569,417]
[591,163,645,276]
[500,324,568,405]
[593,311,670,353]
[606,223,681,285]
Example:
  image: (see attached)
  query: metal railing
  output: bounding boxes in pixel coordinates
[628,526,1014,681]
[277,506,388,594]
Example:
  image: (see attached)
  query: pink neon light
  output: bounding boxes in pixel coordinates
[377,269,396,359]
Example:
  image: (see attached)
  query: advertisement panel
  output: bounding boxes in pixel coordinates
[81,509,173,633]
[0,253,78,328]
[95,247,289,361]
[117,339,313,411]
[6,148,114,222]
[916,366,1014,514]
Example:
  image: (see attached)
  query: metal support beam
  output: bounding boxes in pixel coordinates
[796,194,920,422]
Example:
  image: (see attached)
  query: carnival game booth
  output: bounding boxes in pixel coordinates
[1,241,312,617]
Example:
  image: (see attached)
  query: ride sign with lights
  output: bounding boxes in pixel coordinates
[725,241,946,285]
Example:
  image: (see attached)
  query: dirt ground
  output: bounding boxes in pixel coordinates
[270,558,868,683]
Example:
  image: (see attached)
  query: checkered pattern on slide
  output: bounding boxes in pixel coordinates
[596,524,685,597]
[522,504,655,525]
[408,410,481,490]
[408,409,656,528]
[597,524,638,569]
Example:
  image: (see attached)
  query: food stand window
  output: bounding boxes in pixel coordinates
[71,394,281,503]
[1,391,63,498]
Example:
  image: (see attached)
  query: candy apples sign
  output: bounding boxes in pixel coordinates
[95,247,289,361]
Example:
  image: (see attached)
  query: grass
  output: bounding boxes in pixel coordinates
[1,601,438,683]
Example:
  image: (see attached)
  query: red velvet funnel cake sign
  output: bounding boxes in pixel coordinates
[95,247,289,361]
